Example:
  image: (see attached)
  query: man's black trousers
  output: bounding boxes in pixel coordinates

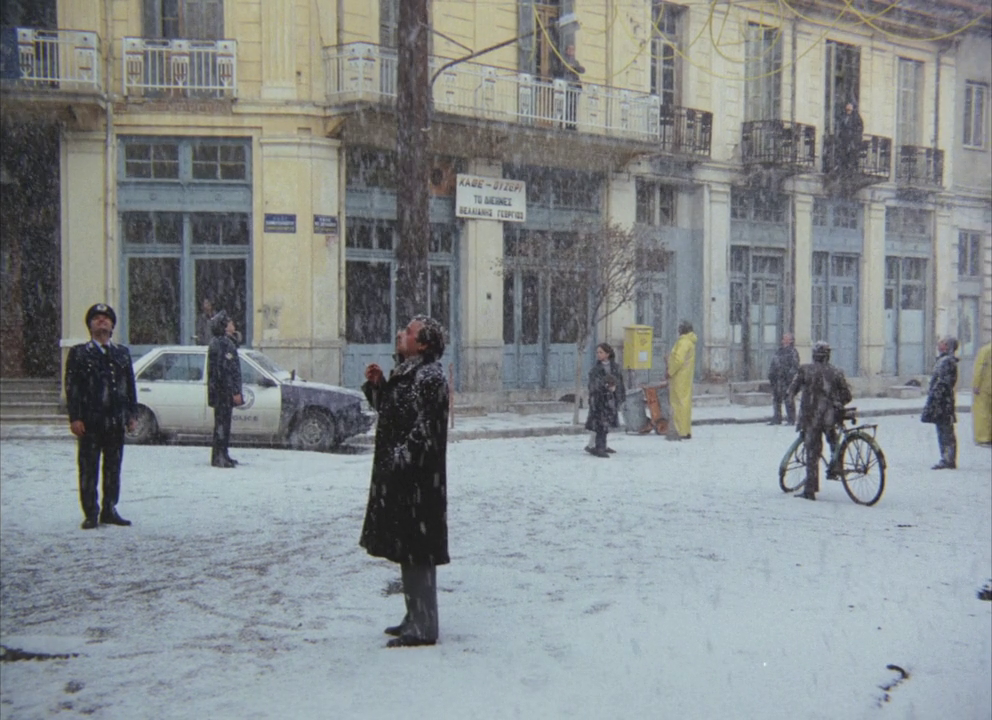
[77,428,124,519]
[212,403,233,462]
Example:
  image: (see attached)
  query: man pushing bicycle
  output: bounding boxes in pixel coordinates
[788,341,853,501]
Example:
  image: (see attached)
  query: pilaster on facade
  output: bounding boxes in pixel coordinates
[792,193,814,353]
[703,182,731,378]
[932,199,958,340]
[861,199,888,377]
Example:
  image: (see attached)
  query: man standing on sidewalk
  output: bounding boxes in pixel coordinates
[360,316,449,647]
[65,304,137,529]
[207,311,244,468]
[922,337,959,469]
[767,333,800,425]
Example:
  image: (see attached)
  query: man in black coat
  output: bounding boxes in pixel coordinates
[922,337,959,470]
[836,101,864,176]
[767,332,800,425]
[207,310,243,468]
[360,316,449,648]
[788,341,853,501]
[65,303,137,529]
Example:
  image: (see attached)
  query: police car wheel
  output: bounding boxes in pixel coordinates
[126,405,158,444]
[292,409,334,451]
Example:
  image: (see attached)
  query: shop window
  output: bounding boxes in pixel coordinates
[191,213,249,245]
[345,261,392,344]
[550,273,587,343]
[345,148,397,190]
[128,257,181,344]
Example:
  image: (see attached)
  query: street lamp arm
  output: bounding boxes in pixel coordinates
[429,31,536,88]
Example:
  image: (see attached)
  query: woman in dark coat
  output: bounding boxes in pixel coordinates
[584,342,625,457]
[360,316,449,647]
[922,337,959,470]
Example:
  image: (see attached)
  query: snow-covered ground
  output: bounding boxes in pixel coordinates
[1,414,990,720]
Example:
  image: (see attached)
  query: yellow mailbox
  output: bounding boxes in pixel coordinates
[623,325,653,370]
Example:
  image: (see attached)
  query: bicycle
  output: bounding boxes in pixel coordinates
[778,406,887,506]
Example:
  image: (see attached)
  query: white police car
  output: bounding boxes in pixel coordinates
[126,346,376,451]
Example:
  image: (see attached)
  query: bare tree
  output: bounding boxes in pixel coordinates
[497,219,655,424]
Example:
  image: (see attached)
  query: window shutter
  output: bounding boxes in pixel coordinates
[518,1,535,74]
[142,0,162,37]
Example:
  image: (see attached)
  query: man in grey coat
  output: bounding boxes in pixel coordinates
[360,316,449,647]
[922,337,959,470]
[767,332,800,425]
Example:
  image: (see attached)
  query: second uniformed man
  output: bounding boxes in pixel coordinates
[207,311,244,468]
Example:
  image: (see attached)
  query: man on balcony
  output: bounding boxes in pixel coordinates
[552,43,585,131]
[836,101,864,177]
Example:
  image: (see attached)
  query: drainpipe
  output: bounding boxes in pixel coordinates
[104,0,115,309]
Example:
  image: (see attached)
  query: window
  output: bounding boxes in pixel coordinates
[139,352,203,382]
[145,0,223,40]
[824,41,860,135]
[958,231,983,277]
[896,58,924,148]
[958,296,980,357]
[550,273,587,343]
[122,212,182,244]
[744,23,782,121]
[190,213,250,246]
[238,358,266,386]
[963,82,987,149]
[124,142,180,179]
[346,148,398,190]
[505,165,601,210]
[651,2,683,106]
[812,199,828,227]
[192,143,247,180]
[345,261,392,344]
[346,219,395,250]
[730,189,788,223]
[636,179,675,226]
[885,207,931,237]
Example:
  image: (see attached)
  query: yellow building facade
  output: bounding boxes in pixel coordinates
[1,0,989,396]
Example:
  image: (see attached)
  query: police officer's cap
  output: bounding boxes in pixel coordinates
[85,303,117,328]
[812,340,831,360]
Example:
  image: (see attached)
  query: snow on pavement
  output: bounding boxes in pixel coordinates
[1,414,990,720]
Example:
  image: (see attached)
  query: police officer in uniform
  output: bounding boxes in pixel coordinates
[65,304,137,529]
[207,310,243,468]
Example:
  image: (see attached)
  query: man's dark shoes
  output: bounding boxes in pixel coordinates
[931,460,956,470]
[224,455,239,466]
[386,635,436,648]
[605,447,616,454]
[795,492,816,501]
[99,508,131,526]
[81,516,99,530]
[585,447,609,458]
[767,420,782,426]
[211,456,235,468]
[384,624,406,637]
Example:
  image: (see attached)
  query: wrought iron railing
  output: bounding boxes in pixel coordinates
[0,27,100,91]
[323,43,712,157]
[122,37,236,97]
[822,133,892,180]
[895,145,943,188]
[741,120,816,169]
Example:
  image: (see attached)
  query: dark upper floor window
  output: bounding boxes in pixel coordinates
[144,0,223,40]
[124,142,180,179]
[959,231,983,277]
[346,148,398,190]
[731,189,787,223]
[885,207,931,237]
[963,82,988,149]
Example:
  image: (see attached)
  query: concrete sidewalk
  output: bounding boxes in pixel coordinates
[0,392,972,444]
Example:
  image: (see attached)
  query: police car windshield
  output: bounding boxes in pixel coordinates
[245,351,286,377]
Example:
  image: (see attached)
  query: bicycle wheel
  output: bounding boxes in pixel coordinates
[838,432,886,506]
[779,435,807,493]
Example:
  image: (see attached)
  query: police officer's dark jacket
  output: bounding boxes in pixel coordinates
[65,340,138,432]
[207,314,242,409]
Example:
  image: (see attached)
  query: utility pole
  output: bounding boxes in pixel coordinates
[395,0,431,324]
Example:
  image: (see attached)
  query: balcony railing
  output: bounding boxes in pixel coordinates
[895,145,943,188]
[123,37,236,98]
[822,134,892,180]
[0,27,100,92]
[741,120,816,169]
[323,43,712,158]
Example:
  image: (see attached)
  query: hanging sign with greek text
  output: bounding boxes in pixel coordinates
[455,174,527,223]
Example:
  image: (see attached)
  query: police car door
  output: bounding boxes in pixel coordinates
[231,355,282,439]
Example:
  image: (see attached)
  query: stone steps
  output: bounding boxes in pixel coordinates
[0,378,65,425]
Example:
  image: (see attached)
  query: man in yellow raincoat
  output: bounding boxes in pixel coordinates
[973,341,992,446]
[666,320,697,440]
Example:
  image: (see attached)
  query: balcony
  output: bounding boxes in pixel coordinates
[822,133,892,194]
[0,27,101,100]
[323,43,712,160]
[122,37,236,98]
[740,120,816,173]
[895,145,943,190]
